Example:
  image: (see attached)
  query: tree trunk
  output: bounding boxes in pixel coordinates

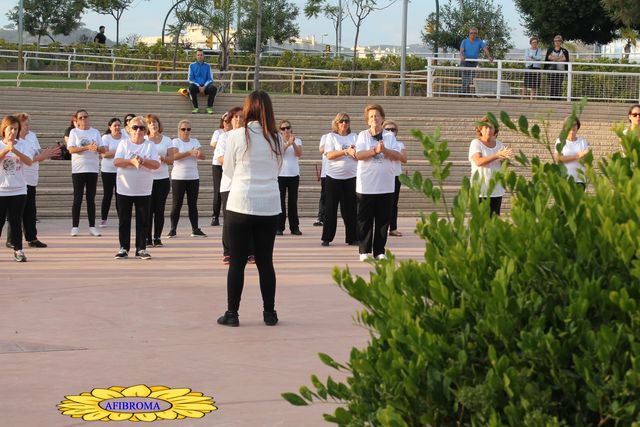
[434,0,439,56]
[116,18,120,46]
[172,21,184,71]
[349,20,361,96]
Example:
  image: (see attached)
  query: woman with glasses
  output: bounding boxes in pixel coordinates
[321,113,358,247]
[99,118,125,228]
[217,91,283,327]
[524,37,543,99]
[168,119,206,238]
[145,114,175,247]
[67,110,105,237]
[113,116,160,259]
[626,104,640,137]
[545,35,569,100]
[0,115,33,262]
[382,120,407,237]
[210,112,231,226]
[355,105,403,261]
[277,120,303,236]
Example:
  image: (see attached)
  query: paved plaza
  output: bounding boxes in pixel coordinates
[1,217,424,426]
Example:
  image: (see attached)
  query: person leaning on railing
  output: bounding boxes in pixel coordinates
[545,35,570,100]
[523,37,543,99]
[459,27,493,94]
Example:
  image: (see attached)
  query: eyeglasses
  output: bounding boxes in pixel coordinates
[180,128,192,132]
[630,113,640,117]
[280,126,291,131]
[554,39,562,42]
[131,125,147,131]
[384,128,397,132]
[77,115,89,120]
[338,119,350,124]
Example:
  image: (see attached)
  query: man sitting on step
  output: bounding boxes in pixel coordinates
[188,49,217,115]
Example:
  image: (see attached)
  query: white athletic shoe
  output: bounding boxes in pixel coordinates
[376,254,387,260]
[70,227,80,237]
[359,253,371,262]
[88,227,101,237]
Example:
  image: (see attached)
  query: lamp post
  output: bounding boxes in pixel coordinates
[337,0,342,58]
[18,0,23,72]
[399,0,408,96]
[254,0,263,90]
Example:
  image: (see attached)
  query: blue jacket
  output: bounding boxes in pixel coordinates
[188,61,213,87]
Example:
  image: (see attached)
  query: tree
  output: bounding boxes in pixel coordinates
[421,0,512,59]
[304,0,346,56]
[7,0,84,45]
[601,0,640,31]
[86,0,139,46]
[515,0,619,45]
[237,0,300,52]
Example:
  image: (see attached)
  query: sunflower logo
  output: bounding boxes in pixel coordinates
[58,384,217,422]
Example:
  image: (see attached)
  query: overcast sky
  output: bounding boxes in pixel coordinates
[0,0,529,48]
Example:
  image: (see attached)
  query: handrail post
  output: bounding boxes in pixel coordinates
[86,72,91,90]
[157,72,162,92]
[67,53,71,78]
[367,73,372,96]
[23,51,28,72]
[496,60,502,100]
[427,57,433,97]
[566,62,572,102]
[112,57,116,80]
[230,71,234,94]
[337,73,341,96]
[16,72,21,88]
[301,72,305,95]
[245,68,249,92]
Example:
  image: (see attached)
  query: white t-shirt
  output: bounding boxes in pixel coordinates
[210,128,225,166]
[393,141,405,176]
[146,135,173,180]
[114,140,160,196]
[279,137,302,177]
[555,137,589,182]
[325,132,358,180]
[68,127,104,174]
[319,134,329,178]
[0,140,32,196]
[171,137,201,180]
[355,130,399,194]
[21,131,41,187]
[101,133,125,173]
[214,132,231,192]
[468,138,506,197]
[224,122,283,216]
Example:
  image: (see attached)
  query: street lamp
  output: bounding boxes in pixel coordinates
[399,0,408,96]
[18,0,23,71]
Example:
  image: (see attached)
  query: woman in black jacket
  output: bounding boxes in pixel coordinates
[545,35,570,100]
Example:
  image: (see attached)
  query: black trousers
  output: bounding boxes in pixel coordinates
[211,165,223,218]
[7,185,37,243]
[321,176,357,243]
[225,210,278,313]
[390,176,401,231]
[480,197,502,216]
[0,194,26,251]
[72,172,98,227]
[148,178,170,240]
[548,73,564,99]
[170,179,200,231]
[117,194,150,251]
[101,172,117,221]
[278,175,300,232]
[317,177,326,221]
[221,191,230,256]
[357,192,393,257]
[188,83,217,108]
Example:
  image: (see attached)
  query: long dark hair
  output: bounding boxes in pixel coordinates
[242,90,282,160]
[105,117,121,135]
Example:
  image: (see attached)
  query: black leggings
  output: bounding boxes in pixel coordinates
[317,177,326,221]
[148,178,170,240]
[170,179,200,231]
[7,185,37,243]
[212,165,223,218]
[225,210,278,313]
[72,172,98,227]
[117,194,150,251]
[390,176,401,231]
[278,175,300,231]
[480,197,502,216]
[321,176,357,243]
[357,192,393,257]
[101,172,117,221]
[0,194,27,251]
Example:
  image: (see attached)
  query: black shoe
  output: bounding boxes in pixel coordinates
[313,220,323,226]
[146,238,153,247]
[28,240,47,248]
[210,217,220,226]
[217,311,239,327]
[6,241,14,249]
[291,229,302,235]
[114,248,128,259]
[276,229,284,236]
[321,240,330,247]
[153,238,163,247]
[263,310,278,326]
[191,228,207,237]
[167,229,177,238]
[135,249,152,260]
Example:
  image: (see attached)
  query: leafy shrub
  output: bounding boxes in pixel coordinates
[283,101,640,426]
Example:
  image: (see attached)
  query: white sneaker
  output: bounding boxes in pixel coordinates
[88,227,101,237]
[376,254,387,260]
[359,253,371,262]
[70,227,80,237]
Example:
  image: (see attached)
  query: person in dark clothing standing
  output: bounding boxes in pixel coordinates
[545,35,570,100]
[94,26,106,44]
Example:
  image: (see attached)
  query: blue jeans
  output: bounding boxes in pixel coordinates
[460,60,479,94]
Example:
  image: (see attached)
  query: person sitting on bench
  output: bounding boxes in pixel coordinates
[188,49,217,114]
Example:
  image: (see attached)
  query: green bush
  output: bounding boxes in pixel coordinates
[283,101,640,426]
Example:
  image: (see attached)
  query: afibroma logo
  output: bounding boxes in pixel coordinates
[58,384,217,422]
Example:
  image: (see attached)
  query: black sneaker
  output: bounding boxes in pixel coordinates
[210,217,220,226]
[6,241,14,249]
[135,249,152,260]
[291,229,302,235]
[114,248,128,259]
[217,311,239,327]
[263,310,278,326]
[153,238,163,247]
[14,250,27,262]
[313,219,323,226]
[28,240,47,248]
[146,238,153,247]
[191,228,207,237]
[167,229,177,238]
[321,240,330,246]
